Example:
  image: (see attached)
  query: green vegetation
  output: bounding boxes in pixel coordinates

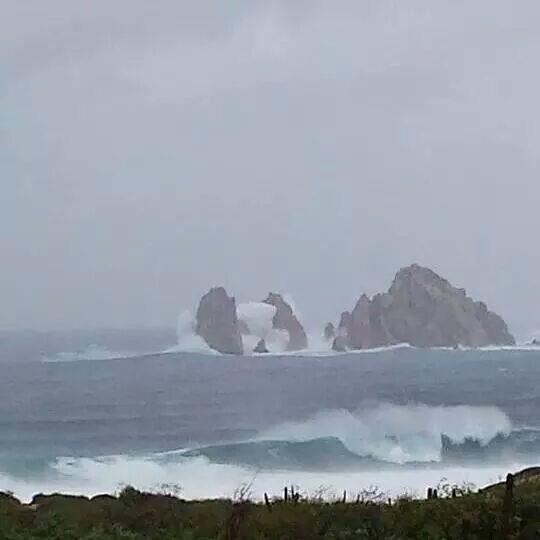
[0,473,539,539]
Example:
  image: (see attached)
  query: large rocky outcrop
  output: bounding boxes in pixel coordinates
[195,287,243,355]
[333,264,515,350]
[263,293,308,351]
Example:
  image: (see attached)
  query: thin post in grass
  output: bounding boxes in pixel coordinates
[284,486,288,502]
[342,490,347,504]
[264,493,272,512]
[501,473,514,539]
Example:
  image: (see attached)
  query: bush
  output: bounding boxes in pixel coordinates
[0,479,538,539]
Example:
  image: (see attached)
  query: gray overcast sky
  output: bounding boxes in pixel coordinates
[2,0,539,337]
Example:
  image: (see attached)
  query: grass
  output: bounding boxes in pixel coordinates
[0,472,539,539]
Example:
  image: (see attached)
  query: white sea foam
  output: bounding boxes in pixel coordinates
[262,340,413,357]
[237,302,292,353]
[259,404,512,464]
[237,302,276,338]
[0,455,530,503]
[41,345,135,363]
[167,310,218,354]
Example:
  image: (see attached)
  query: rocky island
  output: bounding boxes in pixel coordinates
[194,264,514,355]
[329,263,515,351]
[195,287,243,355]
[195,288,308,354]
[263,293,308,351]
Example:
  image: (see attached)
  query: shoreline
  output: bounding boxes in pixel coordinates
[0,467,537,539]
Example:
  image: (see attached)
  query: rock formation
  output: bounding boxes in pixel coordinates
[332,335,348,352]
[195,287,243,355]
[263,293,308,351]
[253,339,269,353]
[324,322,336,341]
[333,264,515,349]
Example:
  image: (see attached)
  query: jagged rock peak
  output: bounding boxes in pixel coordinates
[195,287,243,355]
[333,264,515,350]
[390,263,459,297]
[263,293,308,351]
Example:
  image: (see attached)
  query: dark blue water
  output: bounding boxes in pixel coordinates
[2,347,540,455]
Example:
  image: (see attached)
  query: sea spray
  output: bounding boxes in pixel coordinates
[259,404,512,464]
[167,309,217,354]
[0,455,531,503]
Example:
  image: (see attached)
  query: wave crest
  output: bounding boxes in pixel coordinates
[258,404,512,464]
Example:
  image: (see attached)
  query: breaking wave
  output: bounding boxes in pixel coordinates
[0,454,527,503]
[180,404,514,467]
[1,404,537,502]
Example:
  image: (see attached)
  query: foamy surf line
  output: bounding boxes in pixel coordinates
[41,345,142,363]
[256,342,540,357]
[0,456,531,503]
[40,340,540,363]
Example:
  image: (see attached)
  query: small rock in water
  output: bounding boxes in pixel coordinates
[254,339,269,354]
[332,336,348,352]
[324,322,336,341]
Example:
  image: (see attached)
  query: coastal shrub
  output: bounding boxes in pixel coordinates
[0,480,539,539]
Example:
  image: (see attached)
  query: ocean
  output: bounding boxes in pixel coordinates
[1,331,540,502]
